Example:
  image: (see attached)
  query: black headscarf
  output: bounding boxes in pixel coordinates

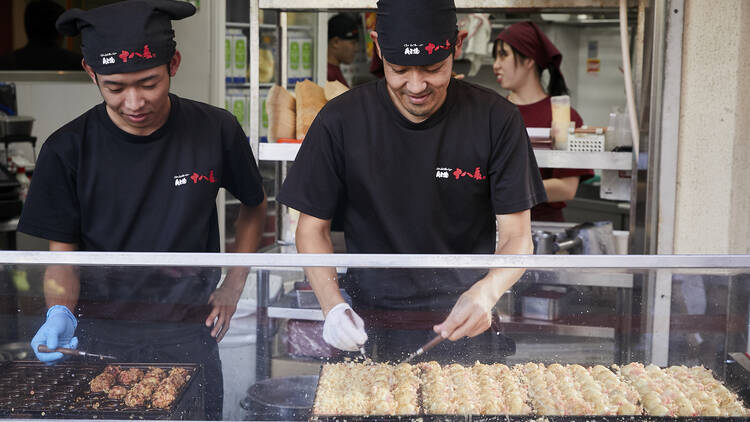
[375,0,458,66]
[56,0,195,75]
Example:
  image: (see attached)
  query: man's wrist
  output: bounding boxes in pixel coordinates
[47,305,77,327]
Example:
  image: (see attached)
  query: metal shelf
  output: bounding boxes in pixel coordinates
[268,294,324,321]
[501,317,615,338]
[259,0,635,10]
[259,142,632,170]
[523,269,633,288]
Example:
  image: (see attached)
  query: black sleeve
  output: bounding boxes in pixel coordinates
[488,102,548,214]
[276,112,343,220]
[17,140,80,243]
[221,117,265,207]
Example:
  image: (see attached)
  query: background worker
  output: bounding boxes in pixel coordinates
[278,0,546,363]
[19,1,267,419]
[0,0,82,71]
[327,13,360,88]
[493,21,593,222]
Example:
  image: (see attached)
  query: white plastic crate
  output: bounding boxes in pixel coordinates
[567,128,606,152]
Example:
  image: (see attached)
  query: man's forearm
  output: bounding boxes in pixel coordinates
[45,241,80,313]
[471,231,533,305]
[296,215,345,316]
[44,265,80,313]
[225,199,268,290]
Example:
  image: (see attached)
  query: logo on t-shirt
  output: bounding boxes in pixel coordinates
[435,166,486,181]
[173,170,216,187]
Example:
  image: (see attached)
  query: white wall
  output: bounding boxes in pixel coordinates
[14,80,101,155]
[171,2,214,105]
[573,26,626,127]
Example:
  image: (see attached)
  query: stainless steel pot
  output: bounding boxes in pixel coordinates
[0,342,33,360]
[240,375,317,421]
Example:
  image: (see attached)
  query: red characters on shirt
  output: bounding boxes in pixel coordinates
[453,167,485,181]
[191,170,216,184]
[425,40,451,55]
[119,45,155,63]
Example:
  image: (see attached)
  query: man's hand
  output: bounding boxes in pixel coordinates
[205,281,243,342]
[323,303,368,351]
[31,305,78,365]
[433,285,496,341]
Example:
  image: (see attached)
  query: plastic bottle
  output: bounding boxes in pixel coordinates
[16,167,30,202]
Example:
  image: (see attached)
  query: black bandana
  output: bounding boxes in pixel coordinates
[56,0,195,75]
[375,0,457,67]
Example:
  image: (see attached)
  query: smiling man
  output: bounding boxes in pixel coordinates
[278,0,547,364]
[18,1,266,419]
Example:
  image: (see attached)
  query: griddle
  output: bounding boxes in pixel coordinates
[311,357,750,422]
[0,361,204,420]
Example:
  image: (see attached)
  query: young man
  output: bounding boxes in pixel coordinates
[327,13,360,88]
[278,0,546,363]
[19,1,266,419]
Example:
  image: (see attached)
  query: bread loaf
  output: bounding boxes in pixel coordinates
[295,80,327,140]
[266,84,296,142]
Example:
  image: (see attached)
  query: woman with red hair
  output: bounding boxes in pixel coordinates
[493,21,593,222]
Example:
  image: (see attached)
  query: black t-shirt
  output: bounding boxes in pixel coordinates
[278,78,546,310]
[18,94,265,322]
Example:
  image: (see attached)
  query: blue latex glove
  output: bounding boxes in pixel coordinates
[31,305,78,365]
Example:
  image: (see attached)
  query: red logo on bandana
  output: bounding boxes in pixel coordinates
[119,45,155,63]
[425,39,451,55]
[452,167,485,181]
[191,170,216,184]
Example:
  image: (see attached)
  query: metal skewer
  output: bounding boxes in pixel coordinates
[37,345,118,360]
[401,334,445,364]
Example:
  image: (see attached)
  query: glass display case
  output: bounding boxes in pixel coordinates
[1,252,750,420]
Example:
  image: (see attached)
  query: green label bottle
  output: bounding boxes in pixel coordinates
[225,38,231,71]
[235,37,247,71]
[302,40,312,70]
[232,98,245,123]
[261,99,268,129]
[289,41,300,71]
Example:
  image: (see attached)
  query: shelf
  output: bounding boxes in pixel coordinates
[227,82,274,89]
[533,150,632,170]
[268,293,324,321]
[260,0,635,10]
[226,22,249,28]
[523,269,633,288]
[501,316,616,338]
[259,142,632,170]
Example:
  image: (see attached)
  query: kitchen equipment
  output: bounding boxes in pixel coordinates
[0,361,204,419]
[568,126,607,152]
[37,345,117,360]
[312,360,750,421]
[532,222,616,255]
[400,334,445,364]
[241,375,317,421]
[0,342,32,361]
[0,115,34,138]
[520,286,571,320]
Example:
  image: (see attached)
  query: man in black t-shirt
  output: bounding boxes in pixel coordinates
[278,0,546,364]
[18,2,266,419]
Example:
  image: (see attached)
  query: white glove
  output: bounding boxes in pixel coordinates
[323,303,368,352]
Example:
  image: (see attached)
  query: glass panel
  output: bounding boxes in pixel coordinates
[2,256,750,419]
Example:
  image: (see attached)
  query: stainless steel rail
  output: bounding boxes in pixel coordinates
[0,251,747,269]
